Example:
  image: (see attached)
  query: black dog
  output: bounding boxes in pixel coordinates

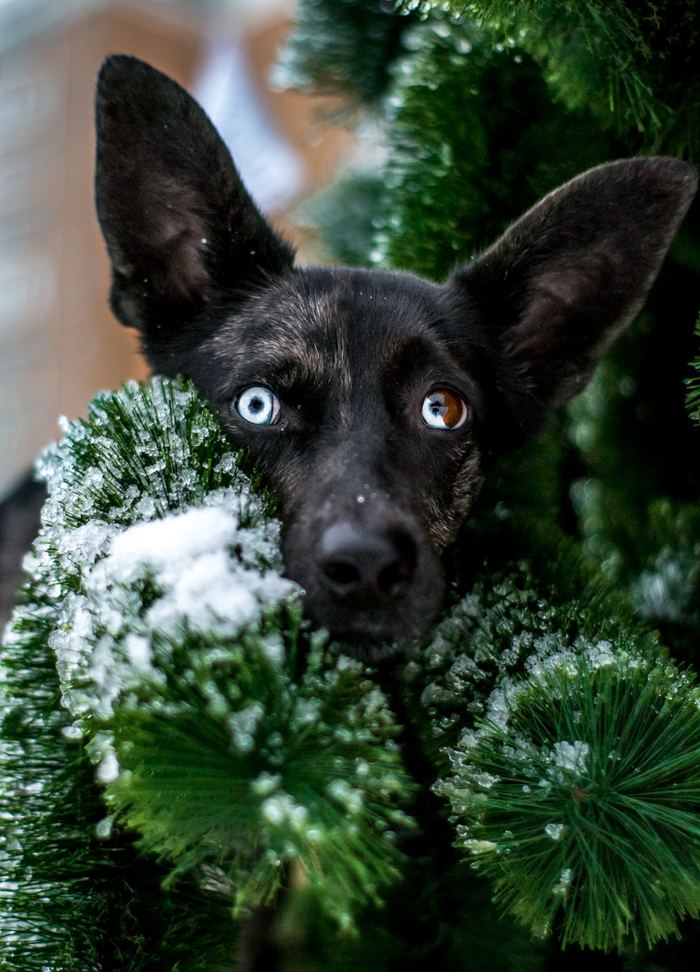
[1,55,696,653]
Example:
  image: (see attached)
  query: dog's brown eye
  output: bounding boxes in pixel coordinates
[421,389,468,429]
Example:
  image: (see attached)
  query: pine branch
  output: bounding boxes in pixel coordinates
[405,550,700,950]
[1,379,415,967]
[0,588,241,970]
[278,0,420,109]
[399,1,700,157]
[685,314,700,427]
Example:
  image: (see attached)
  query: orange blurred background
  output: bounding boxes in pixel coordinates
[0,0,353,498]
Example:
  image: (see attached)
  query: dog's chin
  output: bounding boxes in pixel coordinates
[299,586,443,663]
[313,610,436,663]
[328,636,411,664]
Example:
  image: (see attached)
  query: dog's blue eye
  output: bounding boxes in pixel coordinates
[421,389,468,430]
[236,387,280,425]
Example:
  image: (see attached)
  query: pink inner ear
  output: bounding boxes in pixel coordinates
[504,270,581,365]
[149,179,213,303]
[146,209,212,303]
[502,254,623,404]
[532,268,583,306]
[506,252,621,357]
[169,232,212,304]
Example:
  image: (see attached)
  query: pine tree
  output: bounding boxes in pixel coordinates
[2,2,700,969]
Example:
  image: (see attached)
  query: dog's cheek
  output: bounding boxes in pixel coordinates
[423,447,484,549]
[213,412,311,511]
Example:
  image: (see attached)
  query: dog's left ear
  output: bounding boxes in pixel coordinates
[94,55,294,345]
[449,157,697,433]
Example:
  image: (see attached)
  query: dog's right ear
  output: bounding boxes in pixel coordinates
[95,55,294,343]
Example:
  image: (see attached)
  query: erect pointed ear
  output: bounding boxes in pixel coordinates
[449,157,697,438]
[95,55,295,344]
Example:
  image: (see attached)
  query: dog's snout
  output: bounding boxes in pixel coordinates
[318,522,417,600]
[283,509,443,653]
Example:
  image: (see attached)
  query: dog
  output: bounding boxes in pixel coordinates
[0,54,696,657]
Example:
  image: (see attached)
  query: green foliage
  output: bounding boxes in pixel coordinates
[403,0,700,160]
[302,172,385,267]
[279,0,420,108]
[401,536,660,762]
[0,588,241,971]
[1,379,416,968]
[400,555,700,950]
[686,313,700,426]
[372,14,617,278]
[36,374,274,531]
[564,295,700,663]
[0,596,104,970]
[440,650,700,950]
[568,276,700,560]
[105,636,413,930]
[303,10,618,277]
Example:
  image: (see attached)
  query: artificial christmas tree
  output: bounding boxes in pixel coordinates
[3,376,700,970]
[2,2,700,970]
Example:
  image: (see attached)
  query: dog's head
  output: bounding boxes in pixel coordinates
[94,55,697,657]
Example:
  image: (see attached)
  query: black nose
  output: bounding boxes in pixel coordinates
[318,522,417,601]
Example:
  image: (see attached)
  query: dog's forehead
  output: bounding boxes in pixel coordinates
[287,265,445,325]
[223,266,452,373]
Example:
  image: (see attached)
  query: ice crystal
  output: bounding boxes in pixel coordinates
[552,868,573,897]
[544,822,564,841]
[551,741,589,777]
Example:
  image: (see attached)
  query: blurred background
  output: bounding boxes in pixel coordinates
[0,0,352,499]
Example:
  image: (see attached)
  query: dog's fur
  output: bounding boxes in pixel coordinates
[1,55,696,654]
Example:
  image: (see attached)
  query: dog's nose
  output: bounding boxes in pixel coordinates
[317,522,417,600]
